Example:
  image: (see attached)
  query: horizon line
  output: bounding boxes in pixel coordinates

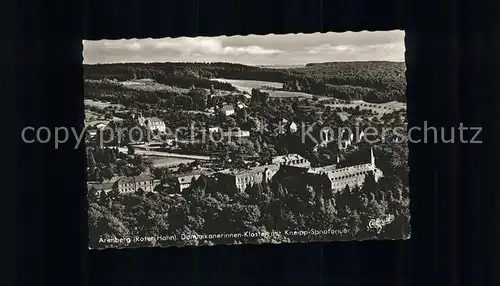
[83,60,405,66]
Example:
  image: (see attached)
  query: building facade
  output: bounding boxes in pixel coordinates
[272,154,311,168]
[174,172,204,192]
[138,116,167,133]
[218,164,280,192]
[220,104,235,116]
[88,175,160,196]
[114,174,160,194]
[308,148,382,192]
[223,128,250,139]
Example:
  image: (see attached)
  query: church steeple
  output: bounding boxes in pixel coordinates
[370,148,375,167]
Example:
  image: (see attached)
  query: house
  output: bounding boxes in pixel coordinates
[236,101,247,109]
[220,104,235,116]
[277,119,298,134]
[87,176,122,196]
[114,174,160,194]
[87,129,98,138]
[272,154,311,168]
[208,127,221,133]
[138,116,166,133]
[170,170,213,192]
[88,182,114,196]
[95,123,108,130]
[218,164,280,192]
[162,133,178,146]
[223,128,250,139]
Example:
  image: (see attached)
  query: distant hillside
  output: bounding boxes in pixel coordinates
[290,61,406,102]
[84,61,407,103]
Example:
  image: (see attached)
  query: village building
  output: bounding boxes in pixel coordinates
[137,115,167,133]
[236,101,247,109]
[276,119,298,134]
[223,127,250,139]
[114,174,160,194]
[88,174,160,196]
[87,176,122,196]
[307,148,382,192]
[207,126,221,133]
[220,104,235,116]
[167,170,213,193]
[87,129,98,138]
[272,154,311,168]
[218,164,280,192]
[95,123,108,130]
[162,133,178,146]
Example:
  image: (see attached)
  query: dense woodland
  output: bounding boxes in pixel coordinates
[84,61,406,103]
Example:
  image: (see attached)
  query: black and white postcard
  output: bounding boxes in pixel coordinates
[84,30,410,249]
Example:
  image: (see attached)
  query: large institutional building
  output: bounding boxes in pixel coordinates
[88,150,382,196]
[167,150,382,193]
[88,174,160,196]
[306,148,383,192]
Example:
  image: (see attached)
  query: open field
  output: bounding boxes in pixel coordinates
[147,156,195,168]
[118,79,190,93]
[211,78,316,99]
[85,110,107,123]
[326,100,406,114]
[211,78,283,90]
[85,110,124,124]
[84,99,124,109]
[183,110,214,116]
[267,90,314,99]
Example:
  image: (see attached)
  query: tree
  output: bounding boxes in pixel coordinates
[127,145,135,155]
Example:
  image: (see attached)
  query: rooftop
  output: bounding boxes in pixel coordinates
[117,174,154,184]
[174,170,213,183]
[311,163,377,179]
[88,182,114,191]
[221,104,235,112]
[272,154,308,164]
[147,117,164,124]
[221,164,279,176]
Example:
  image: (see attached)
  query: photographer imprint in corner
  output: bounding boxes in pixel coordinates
[368,214,395,232]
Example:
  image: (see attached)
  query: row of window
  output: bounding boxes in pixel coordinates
[119,181,151,189]
[283,159,308,165]
[330,171,372,181]
[237,175,262,183]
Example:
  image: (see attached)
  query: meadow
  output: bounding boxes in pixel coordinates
[210,78,315,98]
[326,100,406,114]
[147,156,195,168]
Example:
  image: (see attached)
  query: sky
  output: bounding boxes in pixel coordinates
[83,30,405,65]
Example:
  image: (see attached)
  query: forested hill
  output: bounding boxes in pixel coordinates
[84,61,406,103]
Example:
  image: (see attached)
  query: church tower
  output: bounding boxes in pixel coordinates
[370,148,375,167]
